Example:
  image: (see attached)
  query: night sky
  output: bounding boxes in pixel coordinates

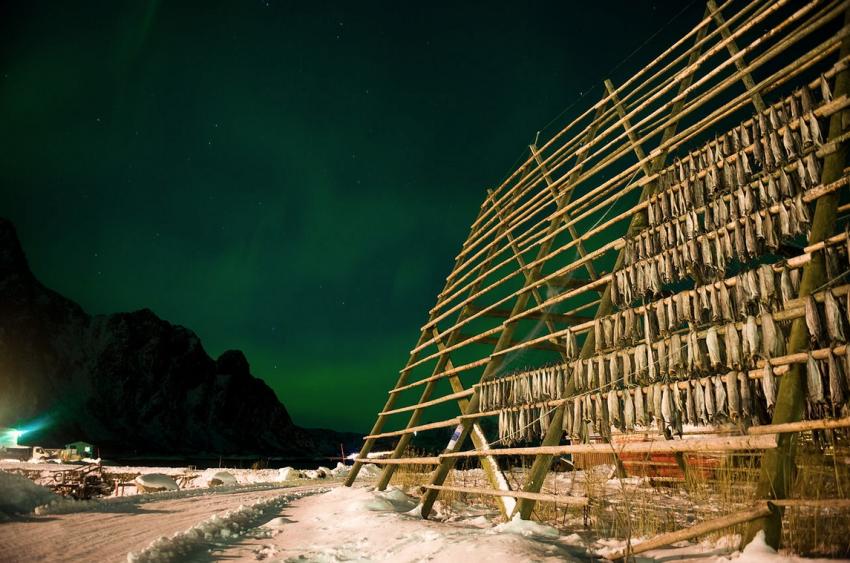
[0,1,705,433]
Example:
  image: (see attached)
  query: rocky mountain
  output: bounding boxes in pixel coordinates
[0,218,357,456]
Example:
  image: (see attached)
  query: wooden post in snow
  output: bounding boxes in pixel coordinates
[744,5,850,549]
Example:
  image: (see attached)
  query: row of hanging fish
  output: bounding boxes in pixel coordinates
[588,263,805,356]
[562,372,776,438]
[804,350,850,421]
[642,152,820,241]
[648,83,827,227]
[611,196,812,305]
[805,289,850,346]
[479,364,567,412]
[481,286,845,412]
[573,309,802,392]
[637,158,818,264]
[497,403,556,445]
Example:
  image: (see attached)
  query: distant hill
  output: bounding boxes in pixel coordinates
[0,218,359,457]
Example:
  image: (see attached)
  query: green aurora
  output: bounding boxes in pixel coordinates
[0,1,705,432]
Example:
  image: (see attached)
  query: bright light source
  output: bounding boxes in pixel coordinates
[5,429,22,447]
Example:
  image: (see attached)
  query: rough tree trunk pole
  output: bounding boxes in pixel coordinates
[744,6,850,548]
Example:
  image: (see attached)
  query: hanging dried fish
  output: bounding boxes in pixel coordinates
[666,297,677,333]
[800,111,812,146]
[820,74,832,103]
[706,326,722,368]
[752,119,764,164]
[594,393,607,435]
[782,125,797,159]
[594,318,603,353]
[761,312,786,359]
[646,342,657,383]
[658,338,669,376]
[685,381,696,425]
[624,389,635,431]
[762,362,776,412]
[739,372,752,419]
[704,377,716,421]
[603,316,615,349]
[670,332,683,374]
[743,315,760,364]
[687,330,700,373]
[677,291,690,323]
[824,289,846,343]
[565,328,577,360]
[714,376,728,418]
[740,121,751,147]
[725,323,743,370]
[745,269,760,305]
[635,384,646,426]
[780,268,794,306]
[801,84,814,113]
[661,384,673,428]
[806,353,825,403]
[608,388,621,431]
[692,379,706,424]
[609,353,620,388]
[779,168,794,199]
[744,216,758,259]
[778,200,791,237]
[805,153,821,187]
[653,383,664,429]
[653,300,667,334]
[597,357,608,391]
[733,221,746,260]
[808,112,823,146]
[758,264,775,306]
[720,282,734,322]
[634,343,647,381]
[805,295,823,346]
[764,210,778,251]
[726,372,740,421]
[827,350,846,407]
[769,130,785,164]
[769,106,781,130]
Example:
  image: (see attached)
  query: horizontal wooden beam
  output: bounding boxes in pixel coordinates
[465,302,592,324]
[379,389,474,416]
[422,484,589,506]
[606,505,775,561]
[439,435,778,458]
[459,332,563,353]
[747,416,850,435]
[354,457,441,465]
[364,418,460,440]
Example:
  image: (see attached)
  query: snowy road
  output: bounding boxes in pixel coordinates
[0,483,328,562]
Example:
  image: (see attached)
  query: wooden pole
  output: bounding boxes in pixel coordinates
[417,99,610,520]
[745,5,850,549]
[514,13,712,519]
[606,504,776,561]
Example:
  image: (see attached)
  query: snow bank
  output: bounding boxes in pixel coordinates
[201,470,237,487]
[126,490,319,562]
[134,473,178,492]
[277,467,296,481]
[492,514,559,539]
[0,471,58,519]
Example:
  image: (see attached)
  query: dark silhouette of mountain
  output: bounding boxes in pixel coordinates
[0,218,358,457]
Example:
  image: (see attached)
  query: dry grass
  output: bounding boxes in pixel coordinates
[383,433,850,557]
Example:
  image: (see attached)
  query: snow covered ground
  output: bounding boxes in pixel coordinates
[0,463,843,562]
